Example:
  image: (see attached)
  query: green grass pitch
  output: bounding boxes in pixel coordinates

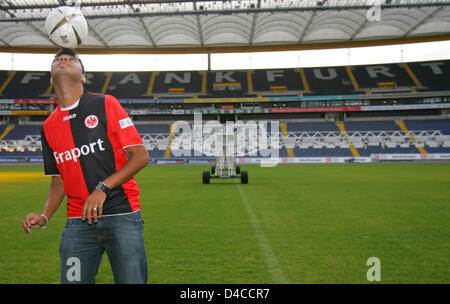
[0,163,449,284]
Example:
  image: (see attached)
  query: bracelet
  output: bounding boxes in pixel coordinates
[40,214,49,229]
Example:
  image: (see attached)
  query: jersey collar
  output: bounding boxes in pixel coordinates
[60,99,80,112]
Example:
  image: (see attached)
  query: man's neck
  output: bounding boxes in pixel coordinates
[54,82,84,109]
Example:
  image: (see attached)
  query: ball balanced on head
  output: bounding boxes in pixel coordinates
[45,6,88,49]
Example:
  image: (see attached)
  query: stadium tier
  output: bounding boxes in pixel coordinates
[135,124,171,134]
[285,122,340,132]
[1,125,41,140]
[1,58,450,163]
[1,58,450,127]
[1,60,450,99]
[1,119,450,162]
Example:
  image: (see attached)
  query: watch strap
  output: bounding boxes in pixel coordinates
[95,182,111,196]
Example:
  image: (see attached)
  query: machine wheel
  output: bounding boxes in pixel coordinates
[235,165,241,174]
[241,170,248,184]
[211,165,216,174]
[202,170,210,184]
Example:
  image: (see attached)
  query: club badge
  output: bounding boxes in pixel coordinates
[84,115,99,129]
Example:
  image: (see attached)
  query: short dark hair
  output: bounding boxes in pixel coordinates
[53,48,86,75]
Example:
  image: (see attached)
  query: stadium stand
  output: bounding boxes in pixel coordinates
[408,61,450,92]
[252,69,304,94]
[303,67,355,95]
[2,125,41,140]
[2,118,450,162]
[1,58,450,162]
[1,60,449,99]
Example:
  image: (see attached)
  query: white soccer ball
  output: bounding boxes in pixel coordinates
[45,6,88,49]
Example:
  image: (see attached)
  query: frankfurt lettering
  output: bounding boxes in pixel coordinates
[53,139,106,164]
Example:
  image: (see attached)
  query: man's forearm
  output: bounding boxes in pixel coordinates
[101,145,149,190]
[42,175,66,220]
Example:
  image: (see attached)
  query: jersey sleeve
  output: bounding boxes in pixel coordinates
[105,95,144,149]
[41,126,60,176]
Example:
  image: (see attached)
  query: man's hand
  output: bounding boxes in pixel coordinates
[82,190,107,224]
[22,214,47,234]
[22,175,65,234]
[80,145,148,224]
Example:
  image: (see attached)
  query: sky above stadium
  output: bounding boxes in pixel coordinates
[1,40,450,72]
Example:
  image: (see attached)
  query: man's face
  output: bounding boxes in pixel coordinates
[51,53,86,84]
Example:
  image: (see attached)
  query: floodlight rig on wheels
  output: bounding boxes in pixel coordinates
[202,131,248,184]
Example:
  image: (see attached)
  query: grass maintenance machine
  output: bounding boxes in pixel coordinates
[202,131,248,184]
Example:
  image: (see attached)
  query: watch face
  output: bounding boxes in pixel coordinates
[96,182,110,195]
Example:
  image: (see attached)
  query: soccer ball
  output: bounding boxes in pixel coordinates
[45,6,88,49]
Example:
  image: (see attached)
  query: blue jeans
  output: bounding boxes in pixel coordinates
[59,210,148,284]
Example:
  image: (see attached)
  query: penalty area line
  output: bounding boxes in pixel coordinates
[237,184,289,284]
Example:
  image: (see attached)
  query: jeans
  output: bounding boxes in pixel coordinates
[59,210,148,284]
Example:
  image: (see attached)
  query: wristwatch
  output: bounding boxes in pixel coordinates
[95,182,111,196]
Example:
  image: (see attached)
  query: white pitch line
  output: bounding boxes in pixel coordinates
[237,184,289,284]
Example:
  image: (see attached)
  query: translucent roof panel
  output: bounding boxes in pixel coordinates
[0,0,449,50]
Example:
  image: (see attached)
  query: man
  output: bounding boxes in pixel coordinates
[22,48,149,284]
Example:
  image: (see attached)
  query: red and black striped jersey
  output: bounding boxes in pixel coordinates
[41,91,144,218]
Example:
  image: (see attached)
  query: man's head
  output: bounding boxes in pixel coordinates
[53,48,86,74]
[51,48,86,86]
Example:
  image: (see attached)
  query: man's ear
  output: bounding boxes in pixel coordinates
[50,76,53,86]
[81,74,86,84]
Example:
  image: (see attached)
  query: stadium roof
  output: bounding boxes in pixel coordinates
[0,0,450,53]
